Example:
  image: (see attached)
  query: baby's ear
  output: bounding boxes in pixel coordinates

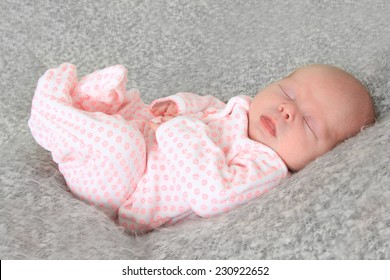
[362,120,374,129]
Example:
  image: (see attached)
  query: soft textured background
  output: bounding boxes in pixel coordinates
[1,0,389,259]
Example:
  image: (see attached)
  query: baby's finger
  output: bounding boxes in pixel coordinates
[151,103,168,116]
[165,103,178,116]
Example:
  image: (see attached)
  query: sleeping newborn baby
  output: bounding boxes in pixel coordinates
[28,63,375,233]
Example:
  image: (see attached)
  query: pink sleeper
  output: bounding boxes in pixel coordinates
[29,63,288,233]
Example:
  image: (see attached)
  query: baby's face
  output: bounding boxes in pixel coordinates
[248,64,374,171]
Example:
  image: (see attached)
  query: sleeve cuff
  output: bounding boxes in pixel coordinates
[149,95,187,115]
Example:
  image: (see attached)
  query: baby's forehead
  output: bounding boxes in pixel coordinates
[290,64,343,76]
[288,67,366,99]
[289,66,340,83]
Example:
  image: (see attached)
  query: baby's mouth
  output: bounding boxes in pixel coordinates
[260,116,276,137]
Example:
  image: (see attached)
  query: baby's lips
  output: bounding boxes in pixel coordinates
[260,115,277,137]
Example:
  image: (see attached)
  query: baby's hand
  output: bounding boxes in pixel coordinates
[149,116,175,132]
[150,101,178,116]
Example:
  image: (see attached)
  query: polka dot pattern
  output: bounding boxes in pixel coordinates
[29,63,288,234]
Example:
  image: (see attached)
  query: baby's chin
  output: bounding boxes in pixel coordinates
[284,154,318,172]
[274,151,297,172]
[284,161,300,173]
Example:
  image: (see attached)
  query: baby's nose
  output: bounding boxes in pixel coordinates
[279,103,296,122]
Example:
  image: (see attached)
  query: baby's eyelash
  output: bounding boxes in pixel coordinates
[304,117,317,139]
[278,85,292,99]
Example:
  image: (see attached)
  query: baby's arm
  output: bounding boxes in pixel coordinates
[149,92,226,131]
[155,117,287,217]
[149,92,226,116]
[150,100,178,116]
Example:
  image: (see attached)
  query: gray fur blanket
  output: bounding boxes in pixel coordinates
[1,0,389,259]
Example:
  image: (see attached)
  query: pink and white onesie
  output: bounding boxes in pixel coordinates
[28,63,288,233]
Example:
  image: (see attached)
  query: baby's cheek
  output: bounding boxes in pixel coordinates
[277,144,309,171]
